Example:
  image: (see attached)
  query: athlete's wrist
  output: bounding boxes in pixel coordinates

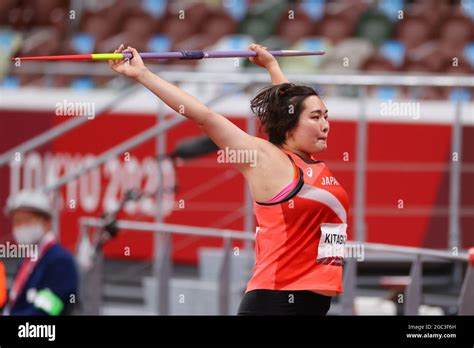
[135,67,151,83]
[266,62,280,71]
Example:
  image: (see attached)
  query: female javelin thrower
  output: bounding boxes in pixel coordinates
[109,43,349,316]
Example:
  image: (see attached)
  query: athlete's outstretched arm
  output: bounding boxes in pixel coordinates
[248,43,289,85]
[109,44,264,172]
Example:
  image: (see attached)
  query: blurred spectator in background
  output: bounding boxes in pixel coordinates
[3,190,78,316]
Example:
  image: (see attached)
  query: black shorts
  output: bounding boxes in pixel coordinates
[237,289,332,315]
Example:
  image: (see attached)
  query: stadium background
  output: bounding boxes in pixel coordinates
[0,0,473,315]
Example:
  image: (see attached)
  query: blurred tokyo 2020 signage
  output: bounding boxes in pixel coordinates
[7,151,176,217]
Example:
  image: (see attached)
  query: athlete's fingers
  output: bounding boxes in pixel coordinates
[109,48,120,68]
[114,44,125,65]
[127,46,144,67]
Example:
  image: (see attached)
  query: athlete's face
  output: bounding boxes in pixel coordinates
[286,96,329,154]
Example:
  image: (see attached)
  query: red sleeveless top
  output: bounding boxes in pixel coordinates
[246,150,350,293]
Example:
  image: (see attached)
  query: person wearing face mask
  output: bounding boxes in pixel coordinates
[3,190,79,316]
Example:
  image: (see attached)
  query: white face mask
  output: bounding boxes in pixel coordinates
[13,224,46,245]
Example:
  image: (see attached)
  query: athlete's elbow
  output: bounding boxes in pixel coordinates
[196,110,215,129]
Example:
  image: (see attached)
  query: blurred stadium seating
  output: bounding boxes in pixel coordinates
[1,0,473,317]
[0,0,472,99]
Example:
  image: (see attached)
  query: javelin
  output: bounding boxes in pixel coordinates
[11,50,325,61]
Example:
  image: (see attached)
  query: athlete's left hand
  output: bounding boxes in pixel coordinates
[109,44,148,80]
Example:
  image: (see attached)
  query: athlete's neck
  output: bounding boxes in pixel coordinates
[280,144,312,162]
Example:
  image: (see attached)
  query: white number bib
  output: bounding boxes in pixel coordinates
[318,223,348,261]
